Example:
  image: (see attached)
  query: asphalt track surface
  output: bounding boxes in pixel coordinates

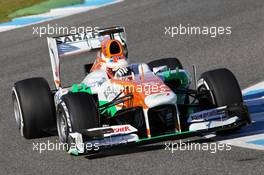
[1,0,264,174]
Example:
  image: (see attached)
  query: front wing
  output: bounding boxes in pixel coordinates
[67,104,250,155]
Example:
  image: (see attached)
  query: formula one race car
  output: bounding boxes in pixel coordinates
[12,26,251,155]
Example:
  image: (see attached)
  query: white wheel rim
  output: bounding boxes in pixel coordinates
[12,87,24,137]
[14,99,20,126]
[57,110,68,143]
[197,78,216,105]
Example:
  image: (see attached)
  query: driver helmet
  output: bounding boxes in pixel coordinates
[99,39,128,76]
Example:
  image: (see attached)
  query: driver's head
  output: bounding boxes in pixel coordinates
[99,39,128,74]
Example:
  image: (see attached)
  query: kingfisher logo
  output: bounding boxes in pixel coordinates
[102,125,137,137]
[113,126,131,133]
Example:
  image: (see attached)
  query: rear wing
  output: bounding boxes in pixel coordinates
[47,26,127,89]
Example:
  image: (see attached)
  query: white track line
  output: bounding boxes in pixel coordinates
[242,81,264,94]
[216,82,264,150]
[219,134,264,151]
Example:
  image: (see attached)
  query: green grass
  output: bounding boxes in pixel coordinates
[0,0,46,22]
[0,0,84,23]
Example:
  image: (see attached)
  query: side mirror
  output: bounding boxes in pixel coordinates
[153,65,168,74]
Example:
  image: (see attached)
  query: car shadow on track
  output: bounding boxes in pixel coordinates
[85,144,165,159]
[84,137,214,159]
[212,120,264,141]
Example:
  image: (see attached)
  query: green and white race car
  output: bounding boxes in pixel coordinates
[12,26,251,155]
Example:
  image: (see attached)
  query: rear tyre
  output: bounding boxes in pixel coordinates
[148,58,183,70]
[12,77,56,139]
[57,92,99,143]
[197,68,246,134]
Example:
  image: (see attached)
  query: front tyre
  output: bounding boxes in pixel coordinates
[12,77,56,139]
[57,92,99,144]
[198,68,243,107]
[197,68,250,134]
